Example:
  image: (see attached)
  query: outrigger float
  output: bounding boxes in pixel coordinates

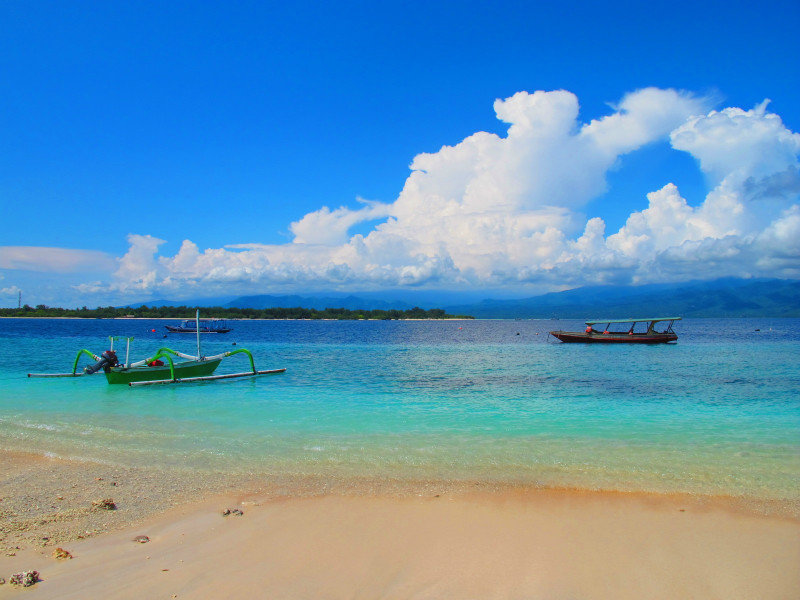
[28,311,285,386]
[549,317,681,344]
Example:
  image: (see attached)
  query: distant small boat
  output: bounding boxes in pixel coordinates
[550,317,681,344]
[165,319,231,334]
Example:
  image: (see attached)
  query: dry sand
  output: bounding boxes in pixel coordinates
[1,452,798,599]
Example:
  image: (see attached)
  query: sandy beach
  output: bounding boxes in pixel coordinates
[1,451,798,599]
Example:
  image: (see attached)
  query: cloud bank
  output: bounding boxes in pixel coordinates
[0,247,116,273]
[5,88,800,301]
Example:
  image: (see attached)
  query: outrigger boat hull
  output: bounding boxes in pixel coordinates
[164,325,231,334]
[29,312,285,386]
[549,331,677,344]
[550,317,681,344]
[104,358,222,384]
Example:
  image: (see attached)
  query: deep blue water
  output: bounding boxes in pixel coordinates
[0,318,798,499]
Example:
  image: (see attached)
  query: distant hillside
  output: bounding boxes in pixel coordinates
[443,278,800,318]
[119,278,800,318]
[225,294,414,311]
[122,296,236,308]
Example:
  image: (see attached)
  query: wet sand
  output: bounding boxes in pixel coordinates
[1,451,799,599]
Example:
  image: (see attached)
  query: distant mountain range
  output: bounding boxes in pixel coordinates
[442,278,800,318]
[123,278,800,318]
[124,294,416,311]
[123,296,237,309]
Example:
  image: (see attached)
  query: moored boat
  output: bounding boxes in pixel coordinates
[165,318,231,333]
[103,356,222,384]
[550,317,681,344]
[28,311,285,385]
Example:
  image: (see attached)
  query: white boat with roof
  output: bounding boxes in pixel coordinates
[550,317,681,344]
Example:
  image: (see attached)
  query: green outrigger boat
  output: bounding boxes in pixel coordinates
[29,311,285,386]
[93,342,224,384]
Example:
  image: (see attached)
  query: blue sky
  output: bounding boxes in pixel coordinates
[1,0,799,306]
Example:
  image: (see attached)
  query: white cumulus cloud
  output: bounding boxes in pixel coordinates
[289,198,392,245]
[67,88,800,299]
[111,234,166,291]
[671,100,800,185]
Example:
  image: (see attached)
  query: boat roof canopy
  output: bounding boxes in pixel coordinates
[585,317,682,325]
[182,318,225,322]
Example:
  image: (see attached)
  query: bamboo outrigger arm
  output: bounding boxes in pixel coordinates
[29,348,102,378]
[128,347,187,369]
[210,348,257,373]
[142,350,177,381]
[72,349,101,375]
[147,347,199,362]
[128,347,256,371]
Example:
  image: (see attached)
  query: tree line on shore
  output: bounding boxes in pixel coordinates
[1,304,473,320]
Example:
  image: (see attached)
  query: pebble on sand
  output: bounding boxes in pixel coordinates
[221,508,244,517]
[133,535,150,543]
[53,547,73,560]
[9,571,40,587]
[92,498,116,510]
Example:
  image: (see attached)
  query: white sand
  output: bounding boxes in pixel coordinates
[2,486,798,599]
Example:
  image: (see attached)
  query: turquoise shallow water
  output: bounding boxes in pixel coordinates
[0,318,798,500]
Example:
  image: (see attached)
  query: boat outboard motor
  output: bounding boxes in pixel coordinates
[84,350,119,374]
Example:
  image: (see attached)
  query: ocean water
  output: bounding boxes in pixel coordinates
[0,318,798,501]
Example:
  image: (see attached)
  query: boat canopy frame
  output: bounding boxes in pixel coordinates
[585,317,681,335]
[584,317,683,325]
